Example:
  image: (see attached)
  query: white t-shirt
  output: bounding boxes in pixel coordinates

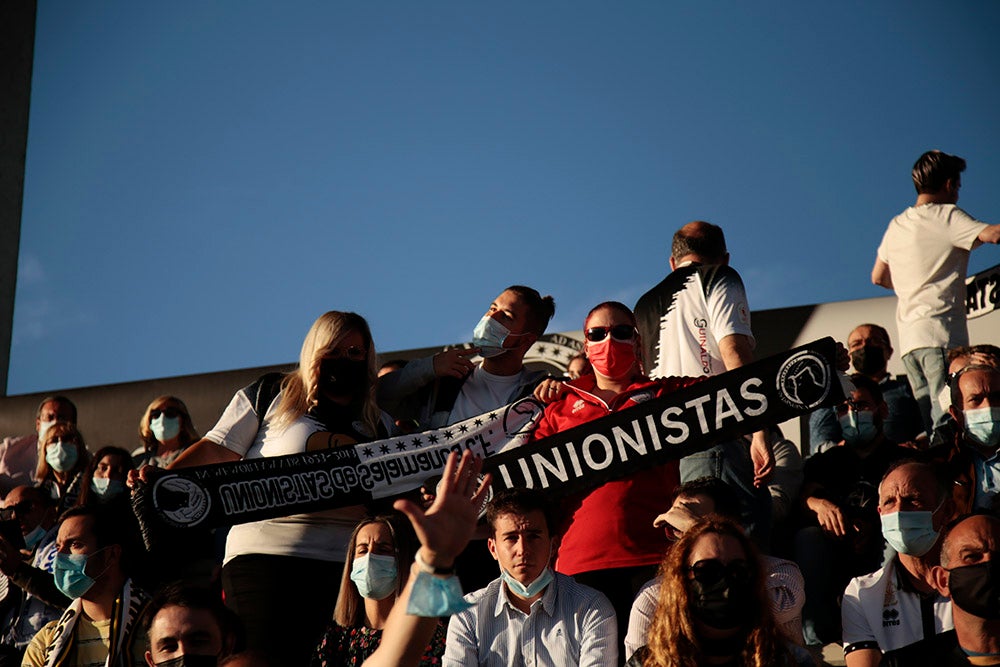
[205,389,369,564]
[876,204,987,355]
[449,366,527,424]
[842,557,952,655]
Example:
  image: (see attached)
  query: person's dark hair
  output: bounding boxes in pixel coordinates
[848,373,884,405]
[880,459,951,507]
[671,221,727,264]
[947,345,974,364]
[58,506,125,550]
[36,395,77,423]
[584,301,636,327]
[672,477,742,522]
[143,583,243,653]
[851,323,891,348]
[504,285,555,337]
[77,446,135,507]
[911,150,966,195]
[486,488,558,537]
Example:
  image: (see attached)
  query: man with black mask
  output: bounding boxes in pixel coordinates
[881,514,1000,666]
[809,324,922,451]
[795,375,911,647]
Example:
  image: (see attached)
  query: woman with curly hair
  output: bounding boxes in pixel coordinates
[631,516,807,667]
[134,311,388,665]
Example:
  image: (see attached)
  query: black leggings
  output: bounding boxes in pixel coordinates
[222,554,343,666]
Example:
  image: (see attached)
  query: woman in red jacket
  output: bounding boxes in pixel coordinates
[530,301,700,652]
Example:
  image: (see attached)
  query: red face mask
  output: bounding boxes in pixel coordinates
[586,337,636,379]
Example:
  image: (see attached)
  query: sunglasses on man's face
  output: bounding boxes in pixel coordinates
[585,325,637,343]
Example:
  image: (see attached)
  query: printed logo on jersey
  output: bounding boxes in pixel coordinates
[692,317,711,374]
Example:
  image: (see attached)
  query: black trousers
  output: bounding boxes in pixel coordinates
[222,554,343,666]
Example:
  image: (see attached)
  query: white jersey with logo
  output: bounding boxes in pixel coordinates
[842,557,952,656]
[635,262,754,380]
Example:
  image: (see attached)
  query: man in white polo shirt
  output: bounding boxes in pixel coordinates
[841,461,955,666]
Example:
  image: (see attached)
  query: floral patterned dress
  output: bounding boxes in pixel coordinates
[311,620,446,667]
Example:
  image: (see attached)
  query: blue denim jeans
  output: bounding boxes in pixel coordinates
[902,347,949,436]
[679,439,772,550]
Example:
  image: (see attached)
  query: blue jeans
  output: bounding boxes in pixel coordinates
[902,347,949,436]
[679,439,772,550]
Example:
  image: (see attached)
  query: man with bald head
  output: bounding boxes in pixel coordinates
[634,221,772,542]
[841,461,955,666]
[881,513,1000,666]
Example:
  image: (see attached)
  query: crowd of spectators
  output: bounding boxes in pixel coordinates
[0,148,998,666]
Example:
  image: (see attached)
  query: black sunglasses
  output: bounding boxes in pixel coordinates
[585,325,636,343]
[150,407,181,420]
[686,558,752,586]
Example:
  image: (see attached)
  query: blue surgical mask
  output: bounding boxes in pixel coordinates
[880,508,941,557]
[500,566,553,599]
[405,571,472,617]
[23,524,46,550]
[350,553,398,600]
[90,477,125,501]
[45,441,79,473]
[150,415,182,443]
[472,316,525,358]
[53,548,107,599]
[839,410,878,446]
[963,406,1000,449]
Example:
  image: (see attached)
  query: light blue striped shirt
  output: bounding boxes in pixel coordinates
[444,571,617,667]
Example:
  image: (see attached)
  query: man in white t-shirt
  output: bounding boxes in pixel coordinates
[872,150,1000,434]
[841,461,955,667]
[378,285,556,430]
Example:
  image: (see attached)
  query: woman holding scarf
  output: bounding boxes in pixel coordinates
[530,301,701,655]
[132,311,389,665]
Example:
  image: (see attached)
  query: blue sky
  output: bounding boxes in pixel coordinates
[10,1,1000,395]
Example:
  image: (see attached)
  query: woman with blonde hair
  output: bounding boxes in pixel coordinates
[312,513,445,666]
[134,395,200,468]
[132,310,388,665]
[35,422,90,511]
[631,517,806,667]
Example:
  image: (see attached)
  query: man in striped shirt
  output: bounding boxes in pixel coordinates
[443,488,617,666]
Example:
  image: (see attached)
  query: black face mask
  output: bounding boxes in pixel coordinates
[851,345,887,376]
[948,560,1000,620]
[687,559,754,629]
[155,655,219,667]
[320,358,368,397]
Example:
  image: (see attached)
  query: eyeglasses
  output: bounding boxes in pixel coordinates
[685,558,752,586]
[585,325,636,343]
[150,407,181,420]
